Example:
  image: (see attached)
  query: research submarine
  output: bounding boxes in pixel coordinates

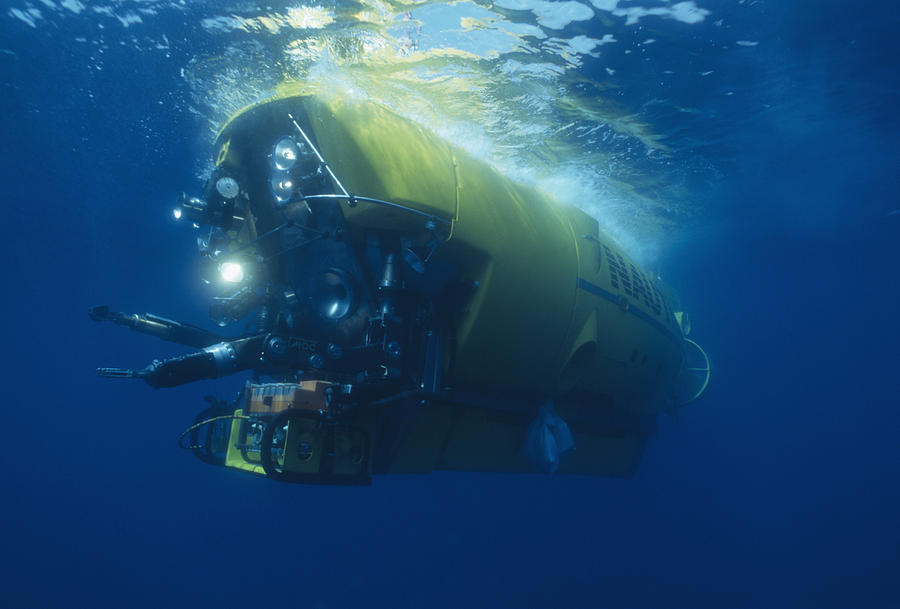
[92,86,710,484]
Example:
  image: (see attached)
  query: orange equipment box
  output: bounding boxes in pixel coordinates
[245,381,333,414]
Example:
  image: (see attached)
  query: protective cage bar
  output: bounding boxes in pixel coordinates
[260,410,372,485]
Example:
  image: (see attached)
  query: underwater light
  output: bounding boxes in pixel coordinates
[219,262,245,284]
[273,136,300,171]
[269,170,295,203]
[216,176,240,199]
[173,193,208,224]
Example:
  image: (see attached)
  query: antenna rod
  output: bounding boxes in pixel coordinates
[288,112,350,197]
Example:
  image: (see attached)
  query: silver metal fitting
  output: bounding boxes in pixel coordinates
[204,342,238,374]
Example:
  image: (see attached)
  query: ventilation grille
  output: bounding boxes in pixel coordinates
[603,245,663,316]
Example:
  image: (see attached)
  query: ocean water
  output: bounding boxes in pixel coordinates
[2,1,898,607]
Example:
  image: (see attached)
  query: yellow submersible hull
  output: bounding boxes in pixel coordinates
[95,85,709,483]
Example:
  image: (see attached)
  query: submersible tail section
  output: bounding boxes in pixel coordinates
[92,88,709,484]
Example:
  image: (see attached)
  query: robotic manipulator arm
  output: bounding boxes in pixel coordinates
[91,306,376,389]
[89,305,226,349]
[96,336,264,388]
[90,304,252,388]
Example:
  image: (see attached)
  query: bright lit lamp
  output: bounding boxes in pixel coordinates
[219,261,245,283]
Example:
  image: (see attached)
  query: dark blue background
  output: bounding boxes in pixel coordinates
[2,1,898,607]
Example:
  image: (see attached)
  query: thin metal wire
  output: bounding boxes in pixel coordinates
[301,194,451,225]
[266,233,326,261]
[177,414,250,450]
[288,112,349,197]
[286,112,451,228]
[229,220,329,258]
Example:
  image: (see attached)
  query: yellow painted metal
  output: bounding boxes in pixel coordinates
[302,96,459,228]
[302,95,682,408]
[212,90,694,477]
[218,91,685,410]
[223,409,266,476]
[440,151,578,393]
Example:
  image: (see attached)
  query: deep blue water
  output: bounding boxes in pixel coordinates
[2,1,898,607]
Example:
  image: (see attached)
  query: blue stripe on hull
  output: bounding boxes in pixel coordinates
[576,278,682,343]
